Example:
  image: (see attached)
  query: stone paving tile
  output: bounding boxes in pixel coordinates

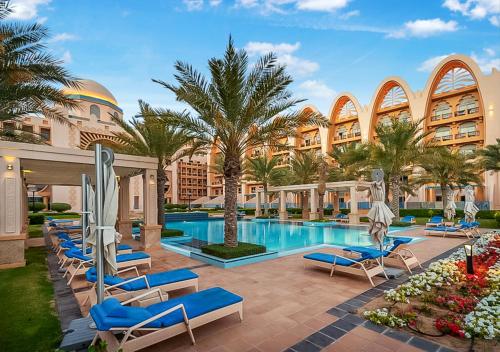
[341,313,365,326]
[383,328,413,343]
[408,336,442,352]
[319,324,347,340]
[290,339,322,352]
[331,319,357,332]
[305,332,335,348]
[362,320,387,334]
[326,307,348,318]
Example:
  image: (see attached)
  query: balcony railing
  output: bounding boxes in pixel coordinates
[455,110,466,117]
[455,133,466,139]
[442,135,453,141]
[468,130,480,137]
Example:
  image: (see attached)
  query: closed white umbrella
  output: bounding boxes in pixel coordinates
[101,163,118,275]
[444,187,457,221]
[367,170,394,264]
[463,185,479,223]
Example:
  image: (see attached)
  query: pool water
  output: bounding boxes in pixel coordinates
[163,219,408,254]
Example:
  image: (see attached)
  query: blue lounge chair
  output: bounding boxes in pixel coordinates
[63,248,151,285]
[343,237,421,273]
[84,266,199,306]
[89,287,243,350]
[57,240,133,264]
[334,213,349,223]
[425,216,444,227]
[303,251,387,286]
[425,225,474,239]
[400,216,415,224]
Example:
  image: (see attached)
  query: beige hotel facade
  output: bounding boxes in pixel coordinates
[2,54,499,212]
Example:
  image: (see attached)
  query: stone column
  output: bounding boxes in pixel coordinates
[0,156,25,268]
[118,176,132,240]
[279,190,288,220]
[140,169,162,250]
[348,186,360,224]
[333,191,340,212]
[255,191,262,217]
[309,188,319,220]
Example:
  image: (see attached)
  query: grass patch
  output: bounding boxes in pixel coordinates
[0,248,61,351]
[28,224,44,238]
[201,242,266,259]
[309,219,336,223]
[391,221,412,227]
[161,229,184,237]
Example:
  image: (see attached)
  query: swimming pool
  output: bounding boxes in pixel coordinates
[163,219,412,255]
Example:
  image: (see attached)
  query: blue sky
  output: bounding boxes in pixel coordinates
[7,0,500,118]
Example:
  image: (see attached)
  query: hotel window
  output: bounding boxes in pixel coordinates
[133,196,140,209]
[398,110,410,123]
[351,122,360,136]
[379,115,392,127]
[113,112,118,120]
[337,126,347,139]
[435,126,452,140]
[314,133,320,144]
[459,122,477,135]
[459,144,476,155]
[90,104,101,120]
[457,95,478,115]
[22,125,33,133]
[40,127,51,141]
[2,121,15,132]
[432,102,452,120]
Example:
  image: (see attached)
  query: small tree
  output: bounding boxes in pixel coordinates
[288,150,321,218]
[478,138,500,172]
[244,155,286,216]
[50,203,71,213]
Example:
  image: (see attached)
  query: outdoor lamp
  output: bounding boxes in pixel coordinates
[464,244,474,275]
[7,164,13,170]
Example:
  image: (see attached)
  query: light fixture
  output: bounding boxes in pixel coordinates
[7,164,13,170]
[464,244,474,275]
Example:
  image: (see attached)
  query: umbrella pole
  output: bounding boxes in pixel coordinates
[81,174,88,254]
[95,144,105,304]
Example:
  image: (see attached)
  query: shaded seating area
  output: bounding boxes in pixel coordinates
[90,287,243,351]
[303,251,387,287]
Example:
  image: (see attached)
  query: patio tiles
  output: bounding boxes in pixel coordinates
[67,228,467,352]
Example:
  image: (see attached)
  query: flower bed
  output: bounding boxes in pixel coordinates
[362,233,500,351]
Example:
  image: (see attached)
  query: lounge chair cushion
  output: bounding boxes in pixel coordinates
[66,248,91,261]
[426,226,458,232]
[91,298,159,331]
[117,252,150,262]
[304,253,368,266]
[86,268,198,291]
[82,244,132,254]
[146,287,243,328]
[91,287,242,331]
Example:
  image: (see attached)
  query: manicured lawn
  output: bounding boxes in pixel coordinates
[28,224,44,238]
[202,242,266,259]
[413,217,499,229]
[0,248,61,352]
[161,229,184,237]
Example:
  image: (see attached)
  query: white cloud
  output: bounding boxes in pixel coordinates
[298,80,335,99]
[209,0,222,5]
[8,0,51,20]
[61,50,72,64]
[471,48,500,73]
[339,9,360,19]
[417,53,456,72]
[244,41,318,76]
[235,0,351,14]
[388,18,459,38]
[245,41,300,56]
[183,0,203,11]
[443,0,500,26]
[295,0,350,12]
[236,0,259,7]
[49,33,78,43]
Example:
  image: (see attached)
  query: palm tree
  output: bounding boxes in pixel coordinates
[478,138,500,172]
[412,147,482,210]
[328,142,371,181]
[0,1,79,126]
[369,117,431,219]
[155,37,327,247]
[244,155,286,216]
[111,100,199,227]
[317,155,329,219]
[288,150,321,218]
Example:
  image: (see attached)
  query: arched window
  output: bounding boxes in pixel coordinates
[351,122,360,136]
[113,111,118,120]
[457,95,478,115]
[435,126,452,140]
[379,115,392,127]
[314,132,320,144]
[380,86,408,109]
[459,122,476,134]
[337,126,347,139]
[432,101,452,120]
[459,144,476,155]
[398,110,410,123]
[90,105,101,120]
[339,100,357,119]
[434,67,475,95]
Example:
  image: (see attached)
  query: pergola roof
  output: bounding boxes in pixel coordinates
[268,180,372,193]
[0,141,158,186]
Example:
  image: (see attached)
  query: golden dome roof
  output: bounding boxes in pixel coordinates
[63,79,119,108]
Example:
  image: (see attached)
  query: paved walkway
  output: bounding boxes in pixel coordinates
[69,227,469,352]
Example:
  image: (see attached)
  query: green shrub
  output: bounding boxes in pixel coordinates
[495,212,500,227]
[132,220,143,228]
[161,229,184,237]
[28,202,46,212]
[201,242,266,259]
[309,219,335,223]
[50,203,71,213]
[391,221,412,227]
[164,203,188,210]
[360,217,369,223]
[28,213,45,225]
[256,215,273,219]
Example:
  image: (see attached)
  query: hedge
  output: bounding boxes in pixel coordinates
[399,209,497,219]
[28,202,45,212]
[164,203,188,210]
[161,229,184,237]
[201,242,266,259]
[50,203,71,213]
[28,213,45,225]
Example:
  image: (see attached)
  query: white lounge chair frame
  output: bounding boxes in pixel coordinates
[425,227,475,239]
[378,247,421,273]
[304,255,387,287]
[83,266,199,307]
[91,288,243,352]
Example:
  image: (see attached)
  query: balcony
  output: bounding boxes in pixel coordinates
[455,133,466,139]
[467,130,480,137]
[442,135,453,141]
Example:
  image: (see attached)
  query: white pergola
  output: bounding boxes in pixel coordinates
[265,180,372,223]
[0,141,159,269]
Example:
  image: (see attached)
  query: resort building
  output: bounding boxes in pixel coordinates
[204,54,500,210]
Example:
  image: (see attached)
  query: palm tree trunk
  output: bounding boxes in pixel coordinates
[263,183,269,216]
[302,191,309,219]
[223,154,240,248]
[390,175,400,220]
[318,191,325,219]
[157,163,166,227]
[441,183,447,215]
